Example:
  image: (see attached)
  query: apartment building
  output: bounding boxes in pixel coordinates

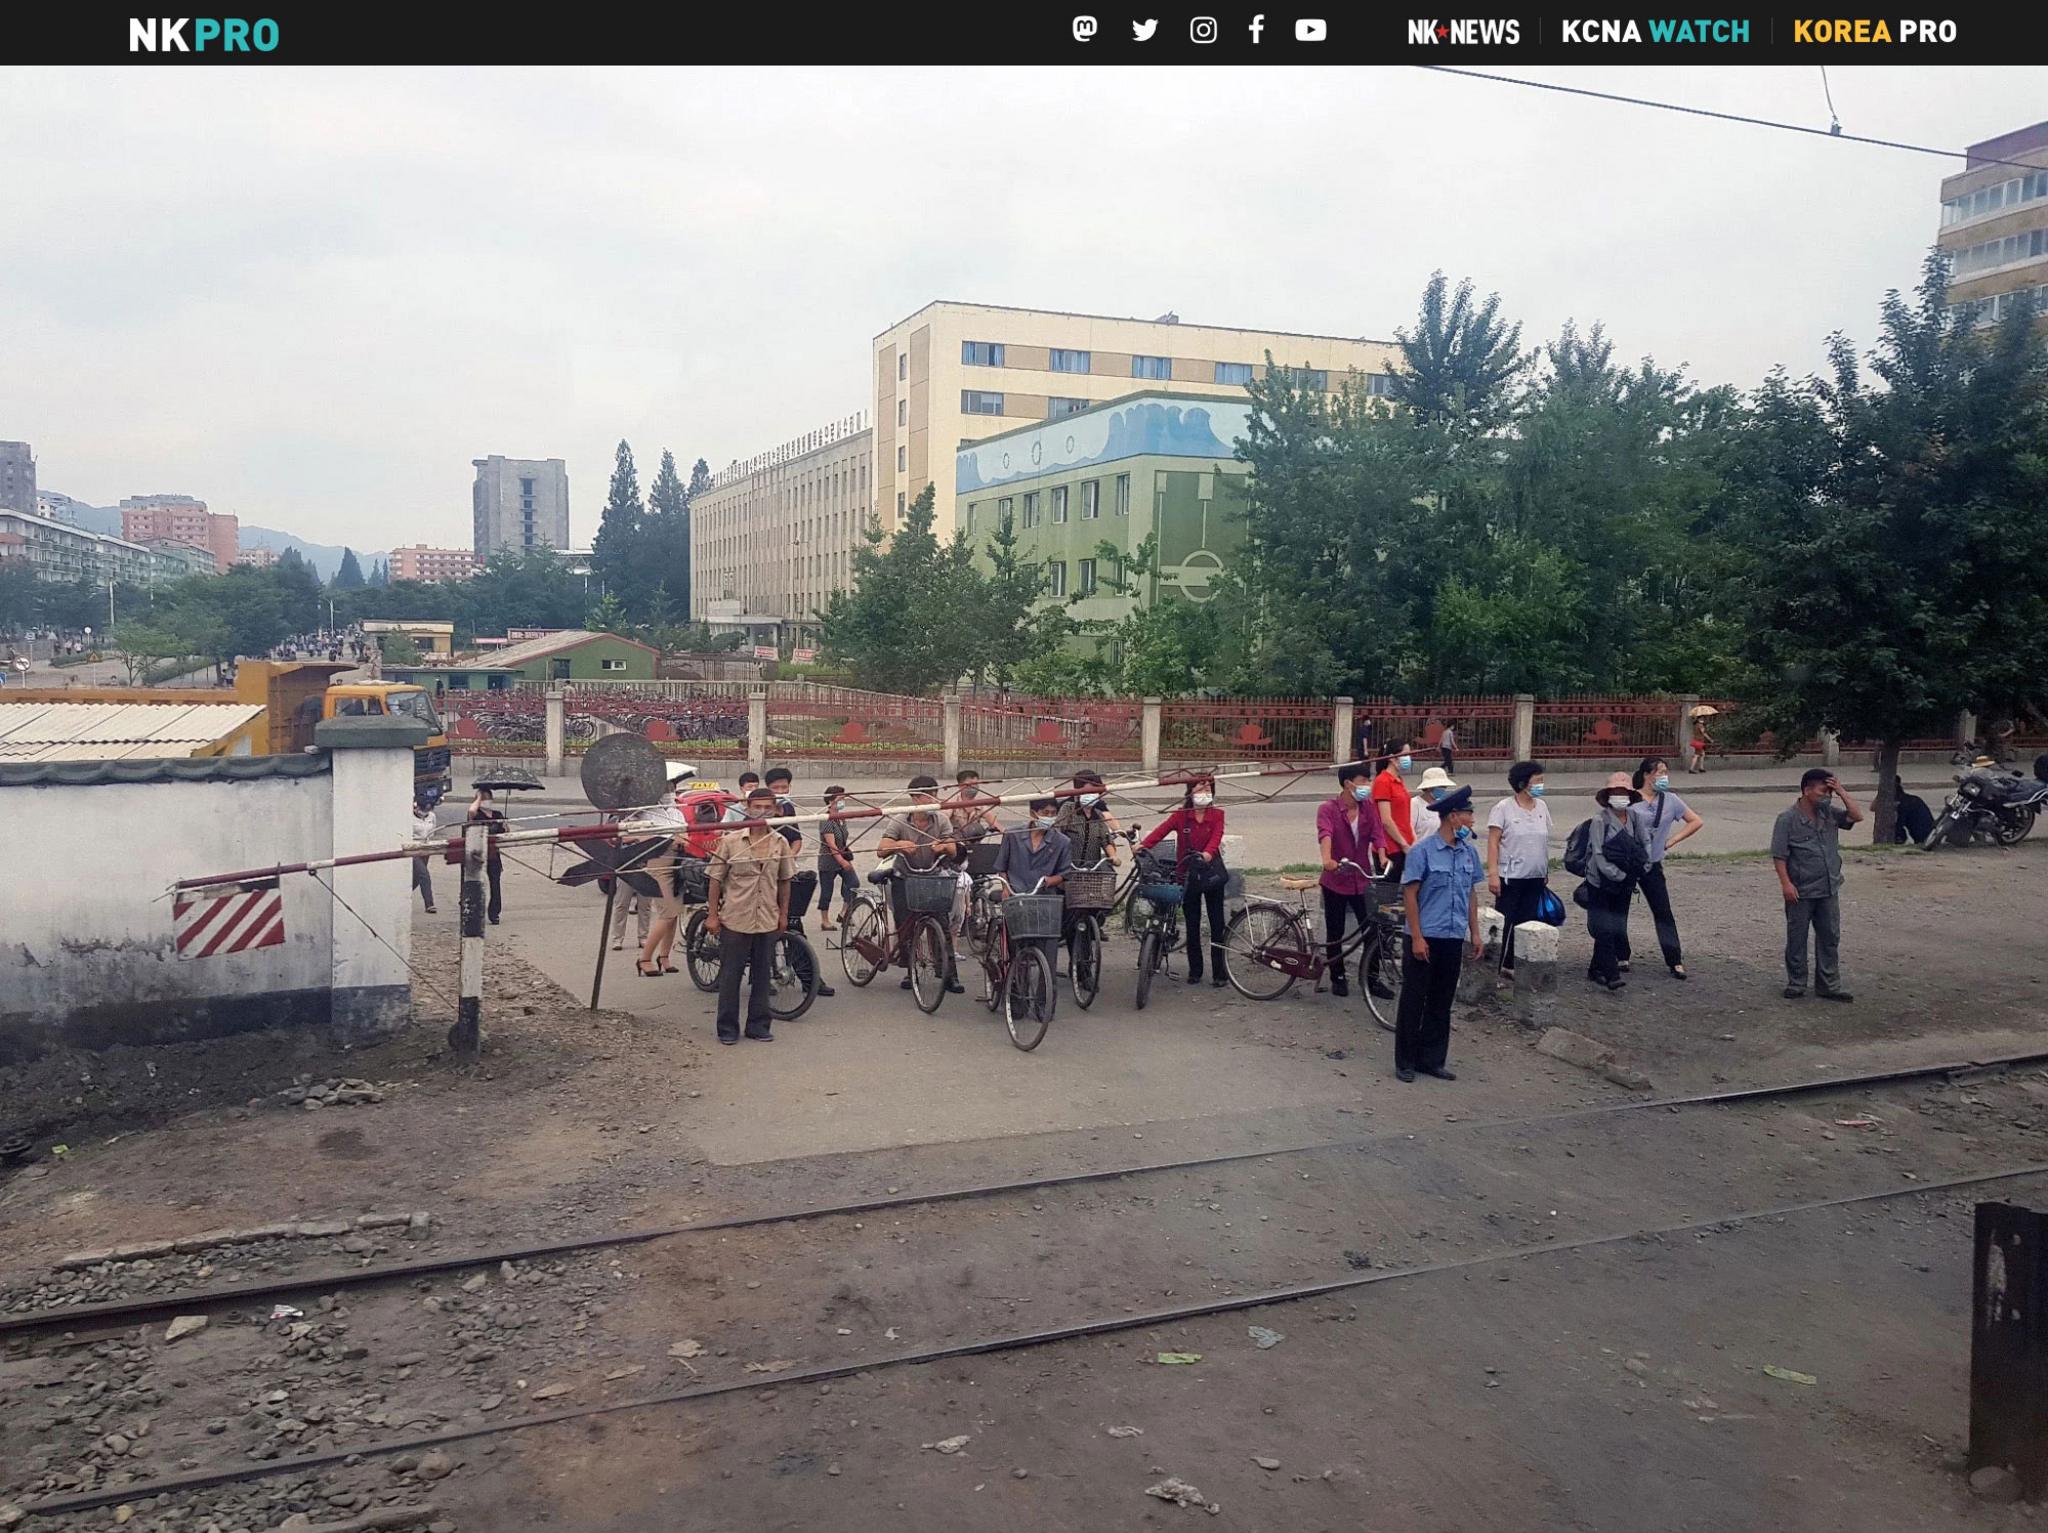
[0,442,36,515]
[119,494,239,571]
[0,507,203,588]
[1940,120,2048,328]
[875,302,1399,539]
[234,545,279,569]
[690,414,871,647]
[390,544,479,583]
[472,456,570,558]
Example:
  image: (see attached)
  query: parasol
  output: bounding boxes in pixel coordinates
[472,769,544,792]
[1689,704,1720,718]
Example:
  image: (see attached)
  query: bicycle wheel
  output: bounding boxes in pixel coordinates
[1069,916,1102,1010]
[1134,930,1161,1011]
[1361,926,1404,1032]
[768,930,820,1021]
[683,909,720,993]
[1004,945,1055,1051]
[840,898,886,987]
[1221,903,1305,1001]
[908,915,950,1014]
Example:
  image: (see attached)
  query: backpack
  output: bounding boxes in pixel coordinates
[1563,819,1594,877]
[1598,818,1649,886]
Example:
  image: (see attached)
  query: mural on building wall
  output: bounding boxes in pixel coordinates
[957,399,1253,494]
[1152,470,1247,605]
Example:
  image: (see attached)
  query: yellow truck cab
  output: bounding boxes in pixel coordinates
[231,661,452,797]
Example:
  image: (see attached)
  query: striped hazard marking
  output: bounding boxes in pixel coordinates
[173,879,286,959]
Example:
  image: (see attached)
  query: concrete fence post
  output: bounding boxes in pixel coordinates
[1821,729,1841,768]
[544,689,566,779]
[1459,908,1508,1003]
[748,687,769,775]
[942,691,962,780]
[1141,697,1163,777]
[1675,694,1700,761]
[1512,694,1535,763]
[1958,710,1977,750]
[316,714,426,1043]
[1331,697,1354,766]
[1510,920,1558,1030]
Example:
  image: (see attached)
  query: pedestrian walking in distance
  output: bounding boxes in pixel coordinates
[1624,757,1704,979]
[1580,773,1644,991]
[411,797,440,914]
[1485,761,1551,976]
[705,786,795,1044]
[464,788,507,925]
[1771,769,1864,1001]
[1395,785,1483,1084]
[816,785,856,928]
[1438,723,1457,775]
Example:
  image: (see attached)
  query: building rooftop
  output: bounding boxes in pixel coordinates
[469,628,657,669]
[0,752,330,789]
[876,298,1396,349]
[1965,120,2048,170]
[0,701,265,763]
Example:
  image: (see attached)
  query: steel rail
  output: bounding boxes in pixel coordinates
[22,1157,2048,1520]
[7,1046,2045,1342]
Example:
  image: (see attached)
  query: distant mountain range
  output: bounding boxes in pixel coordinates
[43,494,384,581]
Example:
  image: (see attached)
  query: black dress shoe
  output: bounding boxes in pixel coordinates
[1783,986,1805,999]
[946,980,965,995]
[1816,989,1854,1003]
[1396,1067,1417,1083]
[815,984,837,999]
[899,976,913,990]
[744,1029,774,1042]
[717,1035,739,1046]
[1330,975,1350,998]
[1421,1066,1457,1081]
[1209,975,1227,988]
[1368,982,1396,999]
[1186,971,1204,986]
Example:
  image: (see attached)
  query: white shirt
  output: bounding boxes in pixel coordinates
[413,809,440,842]
[1486,794,1552,880]
[1411,793,1440,842]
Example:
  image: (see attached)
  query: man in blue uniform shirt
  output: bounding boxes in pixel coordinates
[1396,785,1483,1083]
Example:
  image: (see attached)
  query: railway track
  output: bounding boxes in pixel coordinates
[7,1050,2047,1523]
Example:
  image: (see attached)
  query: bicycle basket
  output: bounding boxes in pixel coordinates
[965,841,1004,878]
[674,859,710,905]
[1063,867,1117,911]
[999,892,1064,940]
[904,871,961,915]
[1136,880,1184,907]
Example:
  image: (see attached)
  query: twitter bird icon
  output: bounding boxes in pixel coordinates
[1132,17,1158,38]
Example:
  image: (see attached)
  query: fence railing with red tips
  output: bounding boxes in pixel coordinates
[961,695,1144,762]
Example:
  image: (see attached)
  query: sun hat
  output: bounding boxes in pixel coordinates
[1417,766,1457,793]
[1598,771,1642,805]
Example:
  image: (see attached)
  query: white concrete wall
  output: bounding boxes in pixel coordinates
[327,744,419,1035]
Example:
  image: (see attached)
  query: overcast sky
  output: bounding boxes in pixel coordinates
[3,66,2042,552]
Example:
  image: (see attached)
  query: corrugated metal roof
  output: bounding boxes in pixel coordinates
[476,628,657,669]
[0,701,264,762]
[0,754,331,789]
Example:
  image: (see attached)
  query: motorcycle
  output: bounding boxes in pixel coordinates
[1923,760,2047,849]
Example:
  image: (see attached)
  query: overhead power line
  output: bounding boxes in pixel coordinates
[1418,66,2048,175]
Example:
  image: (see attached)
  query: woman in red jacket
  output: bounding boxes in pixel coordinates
[1141,773,1228,987]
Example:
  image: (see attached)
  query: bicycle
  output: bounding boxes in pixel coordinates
[1125,847,1186,1012]
[1060,857,1120,1010]
[1220,859,1406,1030]
[964,875,1060,1050]
[674,861,822,1021]
[838,859,960,1014]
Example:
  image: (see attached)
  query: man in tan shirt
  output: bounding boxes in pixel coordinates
[706,786,795,1044]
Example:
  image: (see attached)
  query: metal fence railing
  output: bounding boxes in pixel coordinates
[1160,697,1330,762]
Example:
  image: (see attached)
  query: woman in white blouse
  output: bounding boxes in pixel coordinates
[1485,760,1553,976]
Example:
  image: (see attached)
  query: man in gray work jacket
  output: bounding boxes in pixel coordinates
[1769,768,1865,1002]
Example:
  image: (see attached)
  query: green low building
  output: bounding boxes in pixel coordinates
[388,628,658,691]
[958,392,1250,633]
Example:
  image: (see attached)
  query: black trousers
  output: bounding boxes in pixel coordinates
[485,861,502,923]
[1395,935,1463,1073]
[1618,863,1682,969]
[1585,883,1631,983]
[1494,876,1548,968]
[412,858,434,911]
[1183,883,1226,979]
[1321,887,1375,979]
[715,927,776,1041]
[1440,745,1455,774]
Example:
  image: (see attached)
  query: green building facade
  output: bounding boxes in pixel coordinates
[958,393,1251,633]
[388,628,658,691]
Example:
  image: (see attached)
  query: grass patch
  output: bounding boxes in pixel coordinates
[1240,863,1322,877]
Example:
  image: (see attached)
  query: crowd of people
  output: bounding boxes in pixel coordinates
[420,741,1879,1077]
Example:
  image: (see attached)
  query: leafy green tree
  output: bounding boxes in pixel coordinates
[110,623,188,684]
[636,449,693,623]
[591,439,644,606]
[333,548,365,590]
[586,591,631,634]
[686,457,713,501]
[976,505,1056,688]
[1728,256,2048,840]
[817,485,982,694]
[377,630,423,666]
[0,562,42,633]
[1390,270,1533,435]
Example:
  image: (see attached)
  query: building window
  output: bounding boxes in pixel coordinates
[1049,348,1091,373]
[897,399,907,427]
[897,445,907,472]
[601,658,627,672]
[962,390,1005,415]
[1077,558,1097,596]
[1047,397,1089,418]
[519,478,535,496]
[1020,492,1038,527]
[898,352,907,381]
[1081,481,1100,519]
[1366,372,1393,397]
[1213,361,1254,386]
[962,340,1006,367]
[897,492,906,517]
[965,503,976,535]
[1276,365,1330,391]
[1002,496,1021,531]
[1048,486,1066,524]
[1131,355,1172,380]
[1047,560,1067,597]
[1114,473,1130,516]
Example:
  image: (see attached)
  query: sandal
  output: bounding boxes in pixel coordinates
[636,960,661,978]
[1669,965,1689,980]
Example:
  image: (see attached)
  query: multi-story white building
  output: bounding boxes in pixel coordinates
[689,414,871,648]
[0,507,203,588]
[874,301,1399,539]
[390,544,479,583]
[473,456,570,558]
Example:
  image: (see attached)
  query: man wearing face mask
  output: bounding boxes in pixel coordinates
[1770,769,1864,1002]
[1396,785,1483,1083]
[1054,770,1122,871]
[992,796,1073,972]
[1318,761,1393,999]
[1371,743,1418,880]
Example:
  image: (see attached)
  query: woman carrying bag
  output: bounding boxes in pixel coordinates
[1140,773,1228,987]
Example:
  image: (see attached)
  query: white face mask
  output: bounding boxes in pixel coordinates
[1191,792,1214,809]
[1078,792,1100,807]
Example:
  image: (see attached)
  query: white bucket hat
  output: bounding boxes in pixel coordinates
[1416,766,1458,793]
